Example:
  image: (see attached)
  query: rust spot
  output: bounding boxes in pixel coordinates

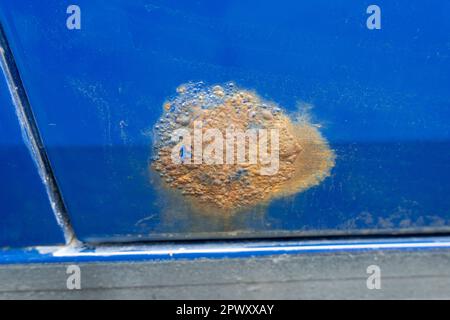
[151,82,335,215]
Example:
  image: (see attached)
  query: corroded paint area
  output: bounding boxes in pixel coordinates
[151,82,335,214]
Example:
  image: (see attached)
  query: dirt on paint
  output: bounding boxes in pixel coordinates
[151,82,335,215]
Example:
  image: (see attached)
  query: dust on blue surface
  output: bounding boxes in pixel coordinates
[0,0,449,242]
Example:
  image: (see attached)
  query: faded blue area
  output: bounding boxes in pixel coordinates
[0,60,65,247]
[0,0,449,242]
[2,237,450,265]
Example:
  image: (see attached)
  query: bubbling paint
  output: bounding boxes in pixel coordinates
[151,82,335,214]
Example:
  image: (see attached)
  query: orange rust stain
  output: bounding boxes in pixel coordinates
[151,83,335,215]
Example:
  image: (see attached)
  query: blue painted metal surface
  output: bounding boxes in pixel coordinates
[0,48,65,247]
[0,0,449,243]
[2,236,450,265]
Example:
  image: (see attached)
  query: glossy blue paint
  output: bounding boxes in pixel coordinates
[0,49,65,247]
[0,0,449,243]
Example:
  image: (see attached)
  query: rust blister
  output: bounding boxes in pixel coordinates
[151,82,335,215]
